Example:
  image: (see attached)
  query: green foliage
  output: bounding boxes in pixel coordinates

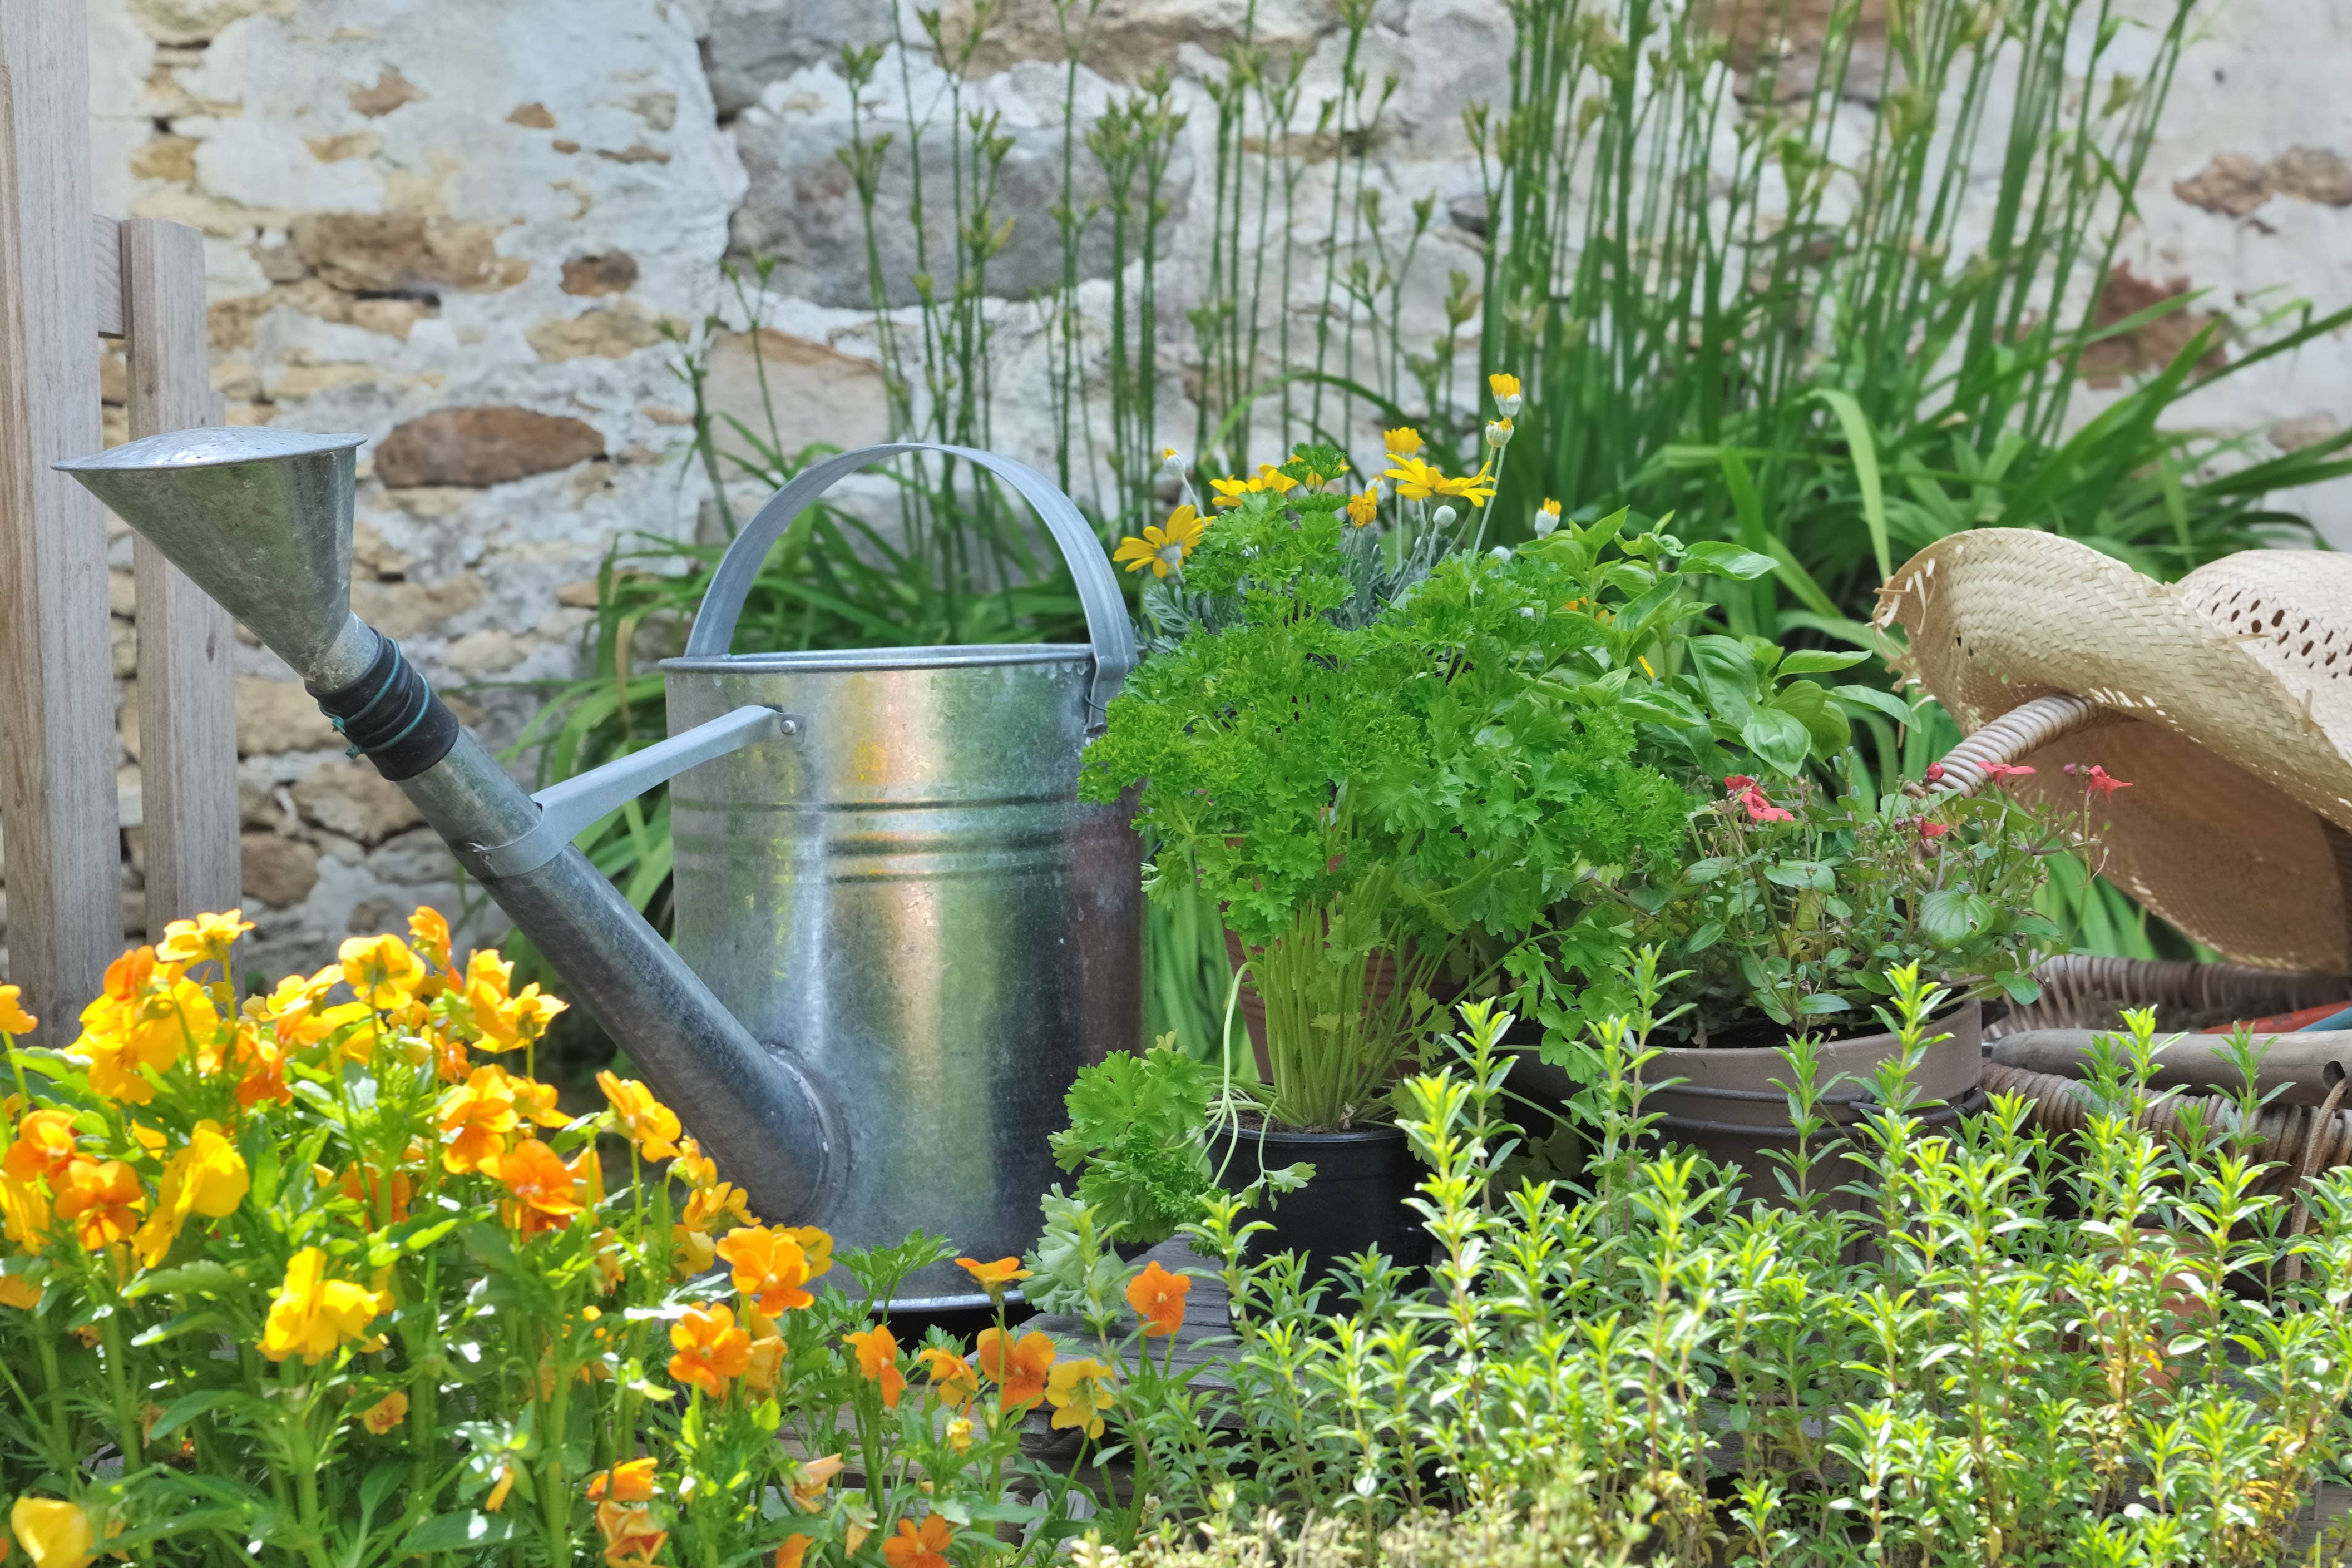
[1474,0,2352,636]
[1049,1041,1221,1248]
[1069,984,2352,1566]
[1084,523,1700,1124]
[1635,779,2061,1042]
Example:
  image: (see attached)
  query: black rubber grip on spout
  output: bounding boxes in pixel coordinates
[309,634,461,781]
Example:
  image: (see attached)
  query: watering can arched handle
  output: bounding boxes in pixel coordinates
[681,442,1138,719]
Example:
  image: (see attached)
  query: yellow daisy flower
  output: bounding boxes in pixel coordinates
[1111,506,1209,577]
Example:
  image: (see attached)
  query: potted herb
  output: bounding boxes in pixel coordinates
[1607,771,2061,1190]
[1081,463,1724,1275]
[1478,526,2086,1188]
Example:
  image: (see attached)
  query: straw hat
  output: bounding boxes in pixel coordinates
[1874,530,2352,975]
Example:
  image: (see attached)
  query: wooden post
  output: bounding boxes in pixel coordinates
[0,0,123,1042]
[120,217,238,931]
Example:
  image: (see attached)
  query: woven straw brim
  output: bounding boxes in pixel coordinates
[1879,531,2352,972]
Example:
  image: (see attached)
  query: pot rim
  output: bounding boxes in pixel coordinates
[663,644,1093,676]
[1208,1119,1410,1145]
[1647,998,1982,1062]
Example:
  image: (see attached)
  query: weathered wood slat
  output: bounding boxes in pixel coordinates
[90,214,120,338]
[0,0,124,1034]
[121,216,237,932]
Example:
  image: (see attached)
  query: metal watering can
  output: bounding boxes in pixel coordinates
[60,430,1143,1308]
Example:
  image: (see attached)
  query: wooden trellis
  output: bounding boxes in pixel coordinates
[1,0,238,1046]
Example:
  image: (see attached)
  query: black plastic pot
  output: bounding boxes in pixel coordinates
[1208,1122,1432,1283]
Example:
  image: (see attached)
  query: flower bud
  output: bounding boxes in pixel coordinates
[1485,418,1515,449]
[1431,504,1459,528]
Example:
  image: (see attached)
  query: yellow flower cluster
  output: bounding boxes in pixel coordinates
[0,908,1145,1568]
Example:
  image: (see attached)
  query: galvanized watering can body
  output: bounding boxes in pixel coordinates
[665,649,1140,1305]
[57,433,1142,1312]
[664,446,1142,1307]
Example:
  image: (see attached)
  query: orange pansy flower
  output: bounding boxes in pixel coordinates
[715,1226,815,1315]
[842,1324,906,1408]
[975,1327,1056,1411]
[881,1515,953,1568]
[915,1346,980,1411]
[53,1158,146,1249]
[668,1302,752,1397]
[1125,1259,1190,1338]
[496,1138,585,1234]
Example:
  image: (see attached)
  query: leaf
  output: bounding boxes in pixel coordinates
[1682,858,1732,885]
[147,1389,236,1443]
[130,1309,230,1348]
[1919,888,1994,946]
[360,1461,406,1522]
[125,1260,239,1299]
[1814,388,1891,580]
[1994,970,2044,1005]
[1689,635,1762,727]
[1831,684,1918,726]
[1741,707,1812,776]
[1776,650,1868,675]
[1677,541,1778,580]
[1767,681,1851,759]
[1796,993,1852,1016]
[1260,1161,1316,1193]
[401,1513,515,1553]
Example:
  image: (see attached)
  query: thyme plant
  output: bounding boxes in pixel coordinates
[1075,977,2352,1566]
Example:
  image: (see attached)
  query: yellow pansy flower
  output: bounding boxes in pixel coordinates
[11,1497,96,1568]
[155,909,253,969]
[597,1072,682,1160]
[338,934,426,1012]
[260,1247,387,1364]
[1045,1356,1118,1439]
[132,1121,250,1269]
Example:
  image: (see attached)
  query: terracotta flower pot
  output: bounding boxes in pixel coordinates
[1637,1001,1986,1208]
[1220,929,1458,1082]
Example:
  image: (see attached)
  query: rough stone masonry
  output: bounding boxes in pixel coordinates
[0,0,2342,982]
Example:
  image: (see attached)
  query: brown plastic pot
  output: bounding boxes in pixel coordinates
[1638,1001,1985,1206]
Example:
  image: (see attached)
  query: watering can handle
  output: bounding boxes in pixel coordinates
[682,442,1138,718]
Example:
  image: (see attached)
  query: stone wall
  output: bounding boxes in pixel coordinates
[0,0,2340,982]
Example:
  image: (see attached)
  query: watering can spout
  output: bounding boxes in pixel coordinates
[58,429,840,1225]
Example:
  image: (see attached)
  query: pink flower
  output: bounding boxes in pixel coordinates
[1917,819,1952,841]
[1923,763,1945,784]
[1982,763,2035,785]
[1723,775,1793,823]
[2082,765,2131,798]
